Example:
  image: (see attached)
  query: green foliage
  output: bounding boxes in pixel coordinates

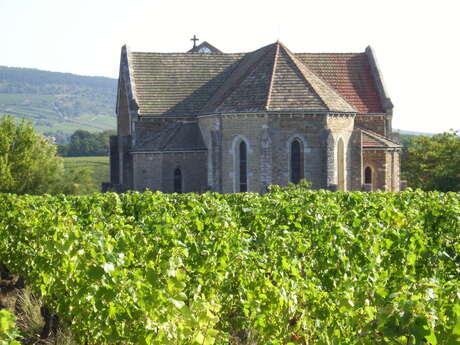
[0,310,21,345]
[60,167,97,195]
[284,178,312,190]
[0,115,105,195]
[399,134,418,154]
[0,190,458,344]
[0,114,64,194]
[59,129,115,156]
[402,131,460,191]
[63,156,109,192]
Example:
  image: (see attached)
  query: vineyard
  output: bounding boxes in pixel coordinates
[0,189,459,344]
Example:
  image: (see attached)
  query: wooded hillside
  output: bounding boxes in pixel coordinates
[0,66,117,141]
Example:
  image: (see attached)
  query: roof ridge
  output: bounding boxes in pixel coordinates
[203,43,277,112]
[279,43,356,112]
[131,51,244,57]
[277,43,328,110]
[265,42,280,110]
[296,52,363,55]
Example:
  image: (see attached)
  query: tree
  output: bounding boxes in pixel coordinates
[60,166,97,195]
[402,130,460,191]
[62,129,115,156]
[0,115,64,194]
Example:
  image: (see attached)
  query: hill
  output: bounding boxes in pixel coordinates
[394,128,434,136]
[0,66,117,141]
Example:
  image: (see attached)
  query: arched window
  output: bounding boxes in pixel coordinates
[174,168,182,193]
[337,138,345,190]
[290,139,302,184]
[239,141,247,192]
[364,166,372,185]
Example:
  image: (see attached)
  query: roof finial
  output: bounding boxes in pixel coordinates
[191,35,199,49]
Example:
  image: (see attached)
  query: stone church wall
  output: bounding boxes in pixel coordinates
[119,135,133,189]
[132,153,163,191]
[363,149,387,191]
[363,149,400,191]
[123,112,394,194]
[109,136,120,185]
[269,114,326,189]
[117,79,131,137]
[199,116,222,191]
[393,151,400,191]
[115,78,134,190]
[349,129,363,190]
[161,152,207,193]
[132,152,207,193]
[214,113,364,193]
[202,113,366,193]
[220,114,267,193]
[355,114,386,135]
[385,150,400,192]
[325,115,357,191]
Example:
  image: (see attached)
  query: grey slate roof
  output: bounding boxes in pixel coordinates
[134,121,206,151]
[125,41,383,116]
[204,42,356,112]
[130,52,242,116]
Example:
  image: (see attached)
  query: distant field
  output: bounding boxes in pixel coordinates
[63,156,110,190]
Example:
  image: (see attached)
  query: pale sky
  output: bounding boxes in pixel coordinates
[1,0,459,133]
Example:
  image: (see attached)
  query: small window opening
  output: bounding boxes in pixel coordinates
[174,168,182,193]
[365,166,372,185]
[239,141,247,192]
[290,139,302,183]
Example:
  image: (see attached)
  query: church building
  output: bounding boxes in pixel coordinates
[108,39,401,193]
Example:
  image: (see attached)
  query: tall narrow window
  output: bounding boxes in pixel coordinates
[364,166,372,185]
[174,168,182,193]
[290,139,302,184]
[337,138,345,190]
[239,141,247,192]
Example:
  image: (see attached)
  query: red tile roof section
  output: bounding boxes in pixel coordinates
[296,53,384,113]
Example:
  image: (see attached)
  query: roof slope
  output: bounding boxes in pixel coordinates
[360,128,401,148]
[134,121,206,151]
[130,52,242,115]
[270,43,356,112]
[297,53,384,113]
[126,42,385,116]
[201,42,355,113]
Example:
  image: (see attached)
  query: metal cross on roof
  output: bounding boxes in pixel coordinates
[191,35,199,48]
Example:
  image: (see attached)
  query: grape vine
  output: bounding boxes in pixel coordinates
[0,189,458,344]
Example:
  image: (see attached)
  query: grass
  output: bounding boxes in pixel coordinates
[15,287,44,339]
[0,277,77,345]
[63,156,110,191]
